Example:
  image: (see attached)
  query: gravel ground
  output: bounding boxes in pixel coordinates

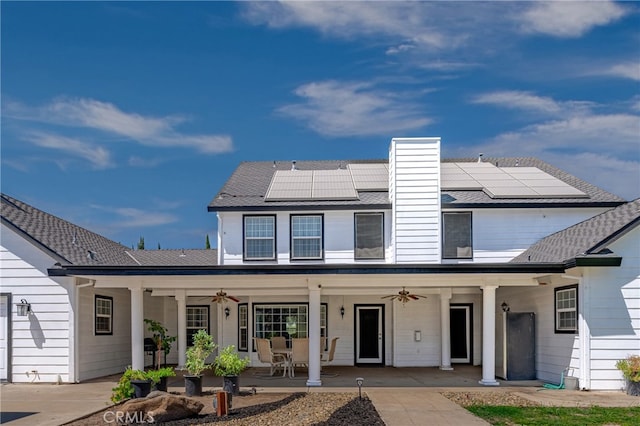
[66,392,384,425]
[442,391,541,407]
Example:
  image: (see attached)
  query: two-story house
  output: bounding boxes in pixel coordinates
[3,137,638,391]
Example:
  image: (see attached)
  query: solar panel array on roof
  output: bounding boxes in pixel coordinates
[264,161,587,201]
[442,163,587,198]
[349,163,389,191]
[265,169,358,201]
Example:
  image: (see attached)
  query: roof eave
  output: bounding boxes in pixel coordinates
[48,262,567,277]
[564,255,623,268]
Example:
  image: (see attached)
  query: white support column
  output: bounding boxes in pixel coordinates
[175,290,187,368]
[130,285,145,371]
[440,288,453,370]
[480,285,500,386]
[307,281,322,387]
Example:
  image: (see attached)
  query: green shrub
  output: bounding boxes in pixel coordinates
[184,329,216,376]
[110,367,148,403]
[616,355,640,382]
[213,345,250,377]
[145,366,175,385]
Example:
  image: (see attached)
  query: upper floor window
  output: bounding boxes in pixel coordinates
[95,295,113,335]
[291,215,323,260]
[244,215,276,260]
[555,285,578,333]
[442,212,472,259]
[355,212,384,259]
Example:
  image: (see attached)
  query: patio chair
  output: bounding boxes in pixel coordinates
[321,337,339,367]
[255,338,287,377]
[271,335,287,350]
[290,338,309,377]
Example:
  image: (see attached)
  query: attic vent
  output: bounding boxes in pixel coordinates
[87,250,97,260]
[477,153,483,163]
[291,160,297,171]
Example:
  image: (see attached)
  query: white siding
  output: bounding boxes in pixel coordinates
[0,225,73,383]
[584,227,640,391]
[390,137,441,263]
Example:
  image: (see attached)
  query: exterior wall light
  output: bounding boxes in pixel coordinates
[16,299,31,316]
[501,301,510,312]
[340,306,345,318]
[224,306,230,319]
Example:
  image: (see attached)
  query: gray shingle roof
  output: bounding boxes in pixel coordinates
[1,194,137,266]
[511,199,640,263]
[1,194,219,267]
[127,249,218,266]
[208,157,625,211]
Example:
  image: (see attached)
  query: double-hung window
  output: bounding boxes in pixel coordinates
[244,215,276,260]
[355,212,384,260]
[95,295,113,335]
[555,285,578,333]
[186,306,209,345]
[291,215,323,260]
[442,212,473,259]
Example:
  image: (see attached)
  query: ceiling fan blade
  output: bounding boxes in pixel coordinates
[228,295,240,303]
[381,295,395,299]
[408,295,419,300]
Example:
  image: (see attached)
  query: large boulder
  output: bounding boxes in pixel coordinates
[119,392,204,423]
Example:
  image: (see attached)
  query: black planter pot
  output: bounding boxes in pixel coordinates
[223,375,240,396]
[151,376,168,392]
[131,379,152,399]
[626,380,640,396]
[184,375,203,397]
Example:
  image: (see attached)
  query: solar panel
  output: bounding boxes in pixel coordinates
[349,163,389,191]
[312,169,359,200]
[264,170,313,200]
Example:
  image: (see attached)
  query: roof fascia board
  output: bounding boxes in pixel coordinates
[208,204,391,212]
[565,256,623,268]
[587,217,640,254]
[441,201,626,209]
[1,218,72,265]
[49,262,566,277]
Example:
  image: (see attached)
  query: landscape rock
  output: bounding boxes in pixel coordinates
[119,392,204,423]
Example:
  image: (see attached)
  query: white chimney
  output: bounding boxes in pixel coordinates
[389,137,442,263]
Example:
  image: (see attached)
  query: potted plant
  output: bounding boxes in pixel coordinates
[616,354,640,396]
[144,318,176,368]
[111,367,152,403]
[184,329,216,396]
[213,344,250,396]
[146,366,176,392]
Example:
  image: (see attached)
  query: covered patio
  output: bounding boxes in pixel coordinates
[166,365,543,390]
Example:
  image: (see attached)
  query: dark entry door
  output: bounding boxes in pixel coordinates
[450,305,471,363]
[355,306,383,364]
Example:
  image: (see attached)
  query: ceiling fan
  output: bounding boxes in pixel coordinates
[211,289,239,304]
[381,287,427,305]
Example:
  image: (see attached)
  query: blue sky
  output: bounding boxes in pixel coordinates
[2,1,639,250]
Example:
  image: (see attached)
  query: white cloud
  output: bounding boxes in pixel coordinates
[23,131,113,169]
[471,91,563,114]
[605,62,640,81]
[461,89,640,199]
[91,204,178,228]
[4,97,233,155]
[277,80,432,137]
[520,1,627,37]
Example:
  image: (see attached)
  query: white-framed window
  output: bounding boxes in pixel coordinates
[253,304,327,349]
[290,215,323,260]
[238,304,248,351]
[555,285,578,333]
[355,212,384,260]
[442,212,473,259]
[186,305,209,345]
[244,215,276,260]
[95,295,113,335]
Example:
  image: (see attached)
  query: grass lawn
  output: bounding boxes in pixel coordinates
[467,405,640,426]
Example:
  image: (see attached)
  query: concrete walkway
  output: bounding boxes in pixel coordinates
[367,388,489,425]
[2,368,639,426]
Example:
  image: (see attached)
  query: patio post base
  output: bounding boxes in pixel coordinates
[478,379,500,386]
[439,366,454,371]
[306,379,322,387]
